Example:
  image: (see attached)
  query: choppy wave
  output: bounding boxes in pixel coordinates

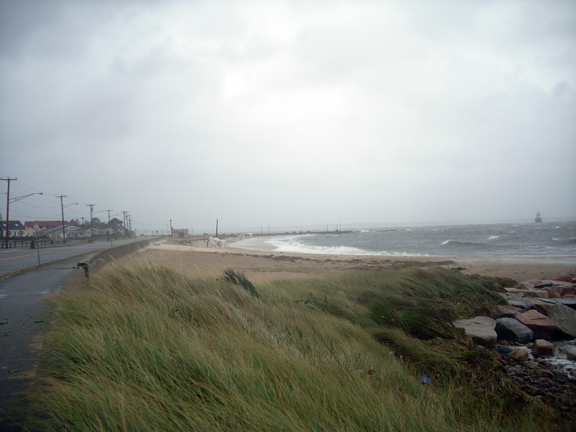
[231,222,576,257]
[441,240,491,249]
[266,235,430,256]
[233,235,429,257]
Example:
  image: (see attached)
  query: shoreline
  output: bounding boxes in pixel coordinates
[118,238,576,283]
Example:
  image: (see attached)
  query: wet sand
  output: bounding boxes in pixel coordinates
[117,238,576,283]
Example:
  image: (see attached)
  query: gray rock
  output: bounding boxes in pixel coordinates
[494,346,514,356]
[535,298,576,310]
[496,305,522,318]
[564,347,576,361]
[522,298,553,316]
[509,301,533,310]
[495,318,534,343]
[518,282,536,290]
[523,290,550,299]
[453,316,497,348]
[549,304,576,338]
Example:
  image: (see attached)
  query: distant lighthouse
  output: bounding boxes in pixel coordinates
[535,212,542,223]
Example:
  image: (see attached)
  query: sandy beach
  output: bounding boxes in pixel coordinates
[118,237,576,283]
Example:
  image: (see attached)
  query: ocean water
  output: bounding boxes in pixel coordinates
[231,221,576,257]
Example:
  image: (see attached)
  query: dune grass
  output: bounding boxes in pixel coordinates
[27,265,558,431]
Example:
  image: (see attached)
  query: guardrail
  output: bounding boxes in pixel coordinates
[81,238,151,274]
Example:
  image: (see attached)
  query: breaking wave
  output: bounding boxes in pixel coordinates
[233,235,429,257]
[231,222,576,257]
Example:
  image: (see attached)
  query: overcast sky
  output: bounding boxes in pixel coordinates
[1,0,575,234]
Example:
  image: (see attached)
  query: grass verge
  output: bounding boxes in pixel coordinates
[26,265,560,431]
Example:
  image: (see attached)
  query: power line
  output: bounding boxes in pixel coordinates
[12,201,60,209]
[9,210,63,219]
[13,180,43,194]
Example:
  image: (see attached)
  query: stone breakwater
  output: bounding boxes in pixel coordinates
[454,270,576,422]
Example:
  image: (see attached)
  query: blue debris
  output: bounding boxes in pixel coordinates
[420,376,431,385]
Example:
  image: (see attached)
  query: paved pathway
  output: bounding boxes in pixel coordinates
[0,255,90,431]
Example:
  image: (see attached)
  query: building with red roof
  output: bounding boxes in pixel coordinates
[25,220,71,236]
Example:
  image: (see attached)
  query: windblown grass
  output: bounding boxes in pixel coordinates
[29,266,556,431]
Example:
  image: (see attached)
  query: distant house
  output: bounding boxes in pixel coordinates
[39,225,86,241]
[25,220,71,236]
[0,221,26,237]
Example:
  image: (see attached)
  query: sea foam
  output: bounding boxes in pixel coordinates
[232,235,428,256]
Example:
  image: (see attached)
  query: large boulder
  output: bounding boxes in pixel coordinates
[508,300,533,310]
[495,318,534,343]
[507,348,530,361]
[496,305,522,318]
[551,274,574,283]
[515,310,555,340]
[531,339,555,357]
[548,285,576,298]
[522,298,553,316]
[522,290,549,299]
[453,316,497,348]
[534,298,576,311]
[549,304,576,338]
[564,347,576,361]
[518,281,541,290]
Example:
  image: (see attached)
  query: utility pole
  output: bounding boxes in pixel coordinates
[1,177,16,249]
[215,219,219,237]
[122,211,128,237]
[87,204,95,241]
[106,210,112,240]
[35,220,41,265]
[57,195,67,243]
[170,219,173,237]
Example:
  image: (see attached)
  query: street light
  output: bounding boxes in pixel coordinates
[58,199,78,244]
[9,192,43,203]
[4,192,43,248]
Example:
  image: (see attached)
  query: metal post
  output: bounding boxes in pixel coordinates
[35,222,41,266]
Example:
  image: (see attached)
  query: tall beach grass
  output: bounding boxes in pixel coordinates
[28,265,558,431]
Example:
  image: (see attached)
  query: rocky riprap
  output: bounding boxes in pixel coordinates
[454,270,576,423]
[496,347,576,422]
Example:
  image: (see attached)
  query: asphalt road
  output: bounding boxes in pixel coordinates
[0,237,153,430]
[0,257,89,430]
[0,238,143,277]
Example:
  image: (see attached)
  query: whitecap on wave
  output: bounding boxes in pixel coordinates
[237,235,429,256]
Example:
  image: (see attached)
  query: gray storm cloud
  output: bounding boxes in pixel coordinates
[1,0,575,233]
